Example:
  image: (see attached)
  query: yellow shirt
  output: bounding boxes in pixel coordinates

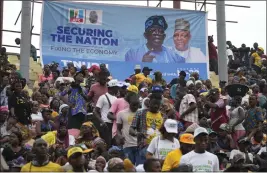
[21,161,63,172]
[162,149,183,171]
[252,52,262,67]
[146,111,163,144]
[135,73,152,87]
[51,111,59,118]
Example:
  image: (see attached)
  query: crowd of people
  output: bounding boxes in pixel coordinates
[0,39,267,172]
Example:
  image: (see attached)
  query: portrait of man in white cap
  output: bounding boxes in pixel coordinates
[171,18,206,63]
[125,15,185,63]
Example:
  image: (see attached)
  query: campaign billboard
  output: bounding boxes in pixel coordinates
[41,1,208,82]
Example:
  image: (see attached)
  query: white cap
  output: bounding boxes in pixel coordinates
[117,81,130,88]
[107,79,118,87]
[140,88,148,92]
[195,80,202,85]
[164,119,178,134]
[186,80,194,87]
[194,127,208,138]
[135,64,141,70]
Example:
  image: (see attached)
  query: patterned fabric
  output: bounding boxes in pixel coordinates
[130,109,149,148]
[86,76,97,89]
[68,87,87,115]
[244,107,263,130]
[179,94,198,123]
[0,86,8,107]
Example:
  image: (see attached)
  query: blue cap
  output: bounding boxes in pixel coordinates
[152,85,163,93]
[145,15,168,31]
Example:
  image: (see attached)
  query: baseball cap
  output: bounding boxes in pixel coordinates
[127,85,138,94]
[179,133,195,144]
[88,65,100,72]
[142,67,153,72]
[135,64,141,70]
[151,85,163,93]
[67,147,83,158]
[186,80,194,87]
[179,71,186,77]
[107,79,119,88]
[164,119,178,134]
[194,127,208,138]
[117,81,130,88]
[140,88,148,92]
[185,123,200,133]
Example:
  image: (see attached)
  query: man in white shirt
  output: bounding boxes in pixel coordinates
[179,80,198,128]
[94,79,119,147]
[180,127,220,172]
[226,45,234,66]
[230,137,253,164]
[171,18,206,63]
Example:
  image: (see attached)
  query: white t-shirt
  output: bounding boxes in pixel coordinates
[31,112,43,121]
[257,147,267,155]
[141,97,149,109]
[226,48,234,64]
[69,135,75,146]
[96,93,117,123]
[147,136,180,160]
[180,150,219,172]
[230,149,253,162]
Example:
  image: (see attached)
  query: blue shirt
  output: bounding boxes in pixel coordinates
[125,44,185,63]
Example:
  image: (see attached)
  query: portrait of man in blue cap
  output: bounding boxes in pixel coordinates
[125,15,185,63]
[170,18,206,63]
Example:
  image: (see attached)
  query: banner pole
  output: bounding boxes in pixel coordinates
[20,1,31,81]
[216,0,228,83]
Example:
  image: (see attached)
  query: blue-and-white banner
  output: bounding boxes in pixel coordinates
[41,1,208,82]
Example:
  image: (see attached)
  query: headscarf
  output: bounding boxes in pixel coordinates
[108,157,123,170]
[59,104,69,115]
[79,121,100,138]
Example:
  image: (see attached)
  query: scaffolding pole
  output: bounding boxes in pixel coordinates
[0,0,3,48]
[20,1,31,81]
[216,0,228,83]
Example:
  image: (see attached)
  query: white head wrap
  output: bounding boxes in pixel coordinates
[59,104,69,114]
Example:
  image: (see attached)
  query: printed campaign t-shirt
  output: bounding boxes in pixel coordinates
[21,161,62,172]
[117,108,137,148]
[146,112,163,144]
[179,151,219,172]
[147,136,180,160]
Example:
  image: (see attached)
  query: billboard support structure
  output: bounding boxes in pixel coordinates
[216,0,228,83]
[20,1,31,81]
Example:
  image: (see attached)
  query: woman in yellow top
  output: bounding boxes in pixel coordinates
[162,133,195,171]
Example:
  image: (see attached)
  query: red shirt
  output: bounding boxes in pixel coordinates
[208,42,218,60]
[88,82,108,106]
[210,98,229,131]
